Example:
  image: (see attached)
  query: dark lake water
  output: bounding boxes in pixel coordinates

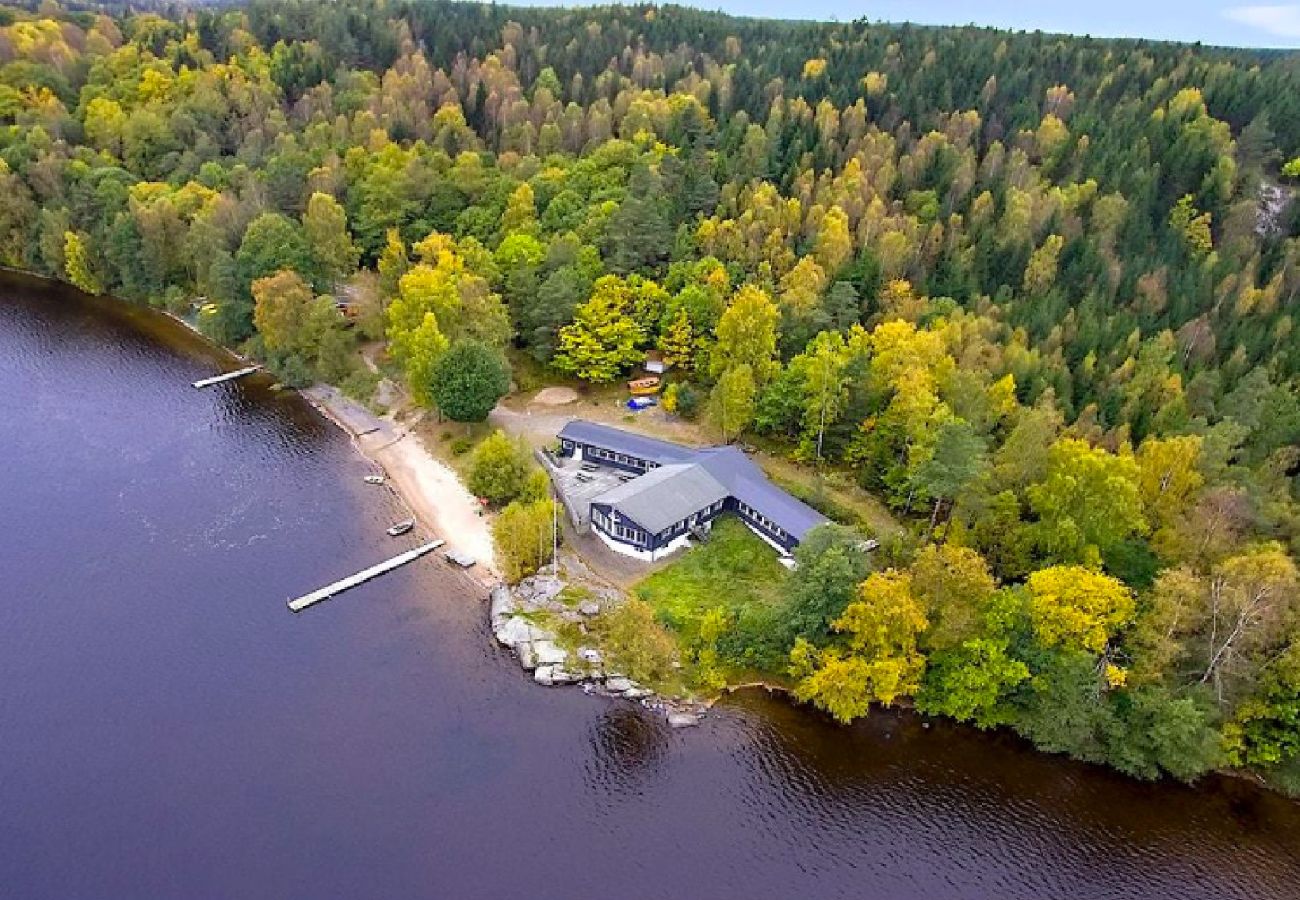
[3,272,1300,900]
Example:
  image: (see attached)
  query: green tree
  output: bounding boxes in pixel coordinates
[782,524,874,645]
[594,598,679,687]
[467,430,532,505]
[1027,439,1147,566]
[493,496,559,582]
[302,192,359,288]
[236,213,316,299]
[707,364,757,443]
[1228,644,1300,768]
[914,419,987,536]
[552,275,655,382]
[918,638,1029,728]
[429,340,511,423]
[710,284,780,385]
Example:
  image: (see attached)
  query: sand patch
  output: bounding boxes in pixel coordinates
[532,386,578,406]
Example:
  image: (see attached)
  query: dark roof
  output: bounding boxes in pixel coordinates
[562,420,829,543]
[693,447,827,541]
[596,464,728,533]
[558,419,696,464]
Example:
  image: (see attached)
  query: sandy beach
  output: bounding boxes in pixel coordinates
[302,384,498,587]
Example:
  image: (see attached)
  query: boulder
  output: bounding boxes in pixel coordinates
[578,601,601,617]
[667,711,701,728]
[489,586,516,627]
[533,665,556,686]
[532,576,564,603]
[622,687,653,700]
[518,642,538,670]
[577,647,603,665]
[604,676,633,693]
[495,616,546,648]
[532,640,568,667]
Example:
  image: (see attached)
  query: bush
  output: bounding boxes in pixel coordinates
[449,436,473,456]
[595,599,679,687]
[339,367,379,404]
[492,497,559,583]
[674,382,702,418]
[467,430,531,504]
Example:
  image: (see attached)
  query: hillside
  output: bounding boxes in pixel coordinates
[2,0,1298,787]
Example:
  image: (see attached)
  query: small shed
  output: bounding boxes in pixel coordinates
[644,351,672,375]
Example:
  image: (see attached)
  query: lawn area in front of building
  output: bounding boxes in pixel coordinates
[634,515,793,685]
[636,516,788,627]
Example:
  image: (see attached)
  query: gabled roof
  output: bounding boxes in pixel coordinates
[692,447,827,541]
[595,463,729,534]
[558,419,697,465]
[562,420,830,543]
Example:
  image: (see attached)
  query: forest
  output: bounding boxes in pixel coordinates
[2,0,1299,788]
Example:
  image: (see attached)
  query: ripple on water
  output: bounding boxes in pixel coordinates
[2,274,1300,900]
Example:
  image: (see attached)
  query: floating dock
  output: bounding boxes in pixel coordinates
[192,365,261,389]
[288,540,444,612]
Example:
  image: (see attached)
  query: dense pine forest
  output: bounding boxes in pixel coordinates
[4,0,1300,788]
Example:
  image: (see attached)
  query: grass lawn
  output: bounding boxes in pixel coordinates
[635,515,789,633]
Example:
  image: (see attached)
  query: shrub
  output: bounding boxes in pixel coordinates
[492,497,559,583]
[595,599,679,687]
[674,381,702,418]
[467,430,531,504]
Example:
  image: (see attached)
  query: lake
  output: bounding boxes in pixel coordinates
[3,272,1299,900]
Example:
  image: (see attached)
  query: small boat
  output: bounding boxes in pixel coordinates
[627,375,661,396]
[363,474,386,485]
[386,519,415,537]
[444,550,476,569]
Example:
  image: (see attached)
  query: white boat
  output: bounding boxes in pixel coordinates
[363,474,385,485]
[386,519,415,537]
[444,550,476,569]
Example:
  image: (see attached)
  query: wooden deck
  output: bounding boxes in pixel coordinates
[288,540,444,612]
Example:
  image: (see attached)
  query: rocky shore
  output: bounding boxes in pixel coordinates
[490,575,702,728]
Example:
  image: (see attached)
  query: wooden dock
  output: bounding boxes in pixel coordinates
[192,365,261,389]
[288,540,444,612]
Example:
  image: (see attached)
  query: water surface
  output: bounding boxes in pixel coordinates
[3,273,1299,900]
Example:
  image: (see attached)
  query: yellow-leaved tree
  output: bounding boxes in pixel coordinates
[1026,565,1135,654]
[790,570,928,723]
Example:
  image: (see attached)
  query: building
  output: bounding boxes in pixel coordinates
[556,420,828,560]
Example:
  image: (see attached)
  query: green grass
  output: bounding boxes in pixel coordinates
[635,516,788,632]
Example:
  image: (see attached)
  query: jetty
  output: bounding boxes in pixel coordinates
[288,539,444,612]
[192,365,260,389]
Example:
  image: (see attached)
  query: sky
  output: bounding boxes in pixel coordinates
[508,1,1300,49]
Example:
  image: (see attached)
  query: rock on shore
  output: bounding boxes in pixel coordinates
[489,576,701,727]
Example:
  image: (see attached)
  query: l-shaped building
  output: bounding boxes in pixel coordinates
[556,420,828,560]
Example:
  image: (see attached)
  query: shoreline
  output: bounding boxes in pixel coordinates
[0,268,500,592]
[301,384,499,589]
